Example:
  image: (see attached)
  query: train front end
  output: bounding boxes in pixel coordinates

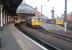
[31,17,41,27]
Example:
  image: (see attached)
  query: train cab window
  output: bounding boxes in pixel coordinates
[36,18,40,22]
[34,18,37,22]
[31,18,40,22]
[34,18,38,22]
[31,18,35,22]
[37,18,40,21]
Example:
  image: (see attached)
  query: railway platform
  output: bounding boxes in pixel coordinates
[0,23,48,50]
[0,23,22,50]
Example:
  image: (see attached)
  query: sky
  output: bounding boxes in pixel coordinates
[21,0,72,18]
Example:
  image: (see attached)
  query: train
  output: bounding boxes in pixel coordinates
[45,19,56,24]
[45,18,64,25]
[26,17,41,27]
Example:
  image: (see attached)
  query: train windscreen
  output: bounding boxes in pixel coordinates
[31,18,40,22]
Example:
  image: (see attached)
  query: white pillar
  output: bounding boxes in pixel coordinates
[8,16,10,22]
[5,14,6,24]
[7,15,8,23]
[0,5,3,27]
[3,11,5,24]
[18,16,20,21]
[5,14,7,24]
[7,16,9,22]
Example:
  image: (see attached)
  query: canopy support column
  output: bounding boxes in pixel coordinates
[7,15,8,23]
[0,5,3,27]
[8,16,10,22]
[5,14,7,24]
[3,11,5,24]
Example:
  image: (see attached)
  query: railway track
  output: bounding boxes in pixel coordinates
[14,23,60,50]
[35,27,72,42]
[25,22,72,42]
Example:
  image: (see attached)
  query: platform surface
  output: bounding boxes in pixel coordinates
[0,24,22,50]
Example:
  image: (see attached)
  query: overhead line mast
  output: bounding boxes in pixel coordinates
[64,0,67,31]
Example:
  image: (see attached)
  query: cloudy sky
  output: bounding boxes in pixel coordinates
[21,0,72,18]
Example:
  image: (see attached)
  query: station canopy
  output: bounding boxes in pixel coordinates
[0,0,23,16]
[16,2,36,16]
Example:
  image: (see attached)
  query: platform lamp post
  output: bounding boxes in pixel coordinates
[64,0,67,32]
